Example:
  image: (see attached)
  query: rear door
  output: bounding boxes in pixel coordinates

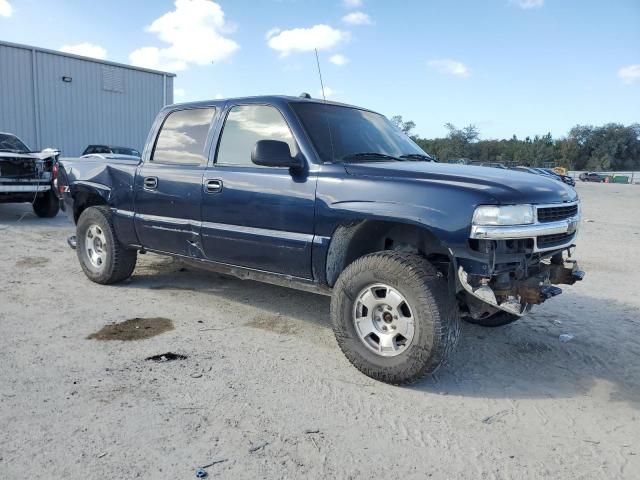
[200,103,317,279]
[133,106,216,256]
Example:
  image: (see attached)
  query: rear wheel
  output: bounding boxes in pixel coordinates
[331,252,460,385]
[464,311,520,327]
[32,188,60,218]
[76,206,137,284]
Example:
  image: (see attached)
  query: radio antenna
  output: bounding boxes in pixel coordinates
[314,48,326,101]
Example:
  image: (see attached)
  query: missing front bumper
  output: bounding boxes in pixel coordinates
[458,260,585,319]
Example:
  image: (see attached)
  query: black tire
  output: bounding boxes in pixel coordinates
[32,188,60,218]
[331,252,460,385]
[76,206,137,284]
[463,311,520,327]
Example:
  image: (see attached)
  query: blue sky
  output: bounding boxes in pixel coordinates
[1,0,638,139]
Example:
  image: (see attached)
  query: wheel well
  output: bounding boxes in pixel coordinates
[73,191,108,223]
[325,220,450,287]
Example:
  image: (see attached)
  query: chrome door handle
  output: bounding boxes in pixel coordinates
[204,179,223,193]
[143,176,158,190]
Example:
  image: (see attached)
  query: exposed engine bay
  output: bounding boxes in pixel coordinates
[458,246,585,320]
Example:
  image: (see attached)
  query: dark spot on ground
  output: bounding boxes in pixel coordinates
[145,352,188,362]
[87,317,174,341]
[246,314,298,335]
[15,256,50,269]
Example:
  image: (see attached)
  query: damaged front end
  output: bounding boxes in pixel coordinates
[455,201,585,320]
[0,148,59,202]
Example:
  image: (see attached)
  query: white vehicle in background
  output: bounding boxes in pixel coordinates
[0,132,60,217]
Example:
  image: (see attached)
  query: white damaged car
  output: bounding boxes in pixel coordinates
[0,132,60,217]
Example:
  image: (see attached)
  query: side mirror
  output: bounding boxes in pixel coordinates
[251,140,303,169]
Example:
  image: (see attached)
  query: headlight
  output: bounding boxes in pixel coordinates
[472,205,534,226]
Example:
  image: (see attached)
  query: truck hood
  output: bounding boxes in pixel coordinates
[344,161,577,205]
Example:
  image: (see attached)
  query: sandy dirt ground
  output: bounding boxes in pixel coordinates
[1,182,639,479]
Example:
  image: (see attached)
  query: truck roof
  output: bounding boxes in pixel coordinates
[164,95,376,114]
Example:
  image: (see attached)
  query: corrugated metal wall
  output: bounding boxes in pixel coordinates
[0,44,38,147]
[0,42,174,156]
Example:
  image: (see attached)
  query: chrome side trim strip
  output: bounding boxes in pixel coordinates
[200,220,312,243]
[132,212,313,243]
[112,208,135,218]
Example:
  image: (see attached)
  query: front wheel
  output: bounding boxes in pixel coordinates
[331,252,460,385]
[76,206,137,284]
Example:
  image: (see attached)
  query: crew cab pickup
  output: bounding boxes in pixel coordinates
[0,132,60,217]
[57,95,584,384]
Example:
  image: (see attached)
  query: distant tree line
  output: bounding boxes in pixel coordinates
[391,116,640,170]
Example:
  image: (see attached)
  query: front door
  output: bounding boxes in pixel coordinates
[200,103,316,279]
[134,107,216,256]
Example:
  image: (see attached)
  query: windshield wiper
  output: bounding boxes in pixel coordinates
[341,152,401,162]
[399,153,435,162]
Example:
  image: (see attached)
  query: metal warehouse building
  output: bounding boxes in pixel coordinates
[0,40,175,156]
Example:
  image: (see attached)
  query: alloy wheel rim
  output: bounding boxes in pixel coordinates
[85,225,107,270]
[353,283,415,357]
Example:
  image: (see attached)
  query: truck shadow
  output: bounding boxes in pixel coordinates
[127,257,640,408]
[420,293,640,408]
[126,255,332,329]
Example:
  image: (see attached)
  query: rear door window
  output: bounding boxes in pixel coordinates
[152,107,216,165]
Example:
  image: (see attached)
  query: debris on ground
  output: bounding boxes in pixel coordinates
[200,458,228,469]
[559,334,575,343]
[190,373,203,378]
[482,410,511,424]
[248,442,269,453]
[304,429,320,434]
[88,317,174,341]
[145,352,188,362]
[195,468,208,478]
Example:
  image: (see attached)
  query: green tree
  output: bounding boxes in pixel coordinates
[393,116,640,170]
[390,115,416,136]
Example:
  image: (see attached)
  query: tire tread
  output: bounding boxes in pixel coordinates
[331,251,460,385]
[77,206,136,284]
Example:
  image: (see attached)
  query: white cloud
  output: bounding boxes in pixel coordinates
[329,54,349,66]
[59,43,107,60]
[512,0,544,9]
[267,24,349,57]
[214,93,224,99]
[129,0,239,72]
[343,0,363,8]
[318,87,336,99]
[618,65,640,84]
[265,27,281,40]
[427,59,470,78]
[0,0,12,17]
[174,87,186,98]
[342,11,373,26]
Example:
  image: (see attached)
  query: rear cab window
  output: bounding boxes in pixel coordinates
[152,107,216,165]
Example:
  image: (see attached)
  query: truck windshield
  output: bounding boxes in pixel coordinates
[0,133,30,153]
[291,103,432,163]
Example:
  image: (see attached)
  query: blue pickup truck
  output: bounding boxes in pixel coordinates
[58,95,584,384]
